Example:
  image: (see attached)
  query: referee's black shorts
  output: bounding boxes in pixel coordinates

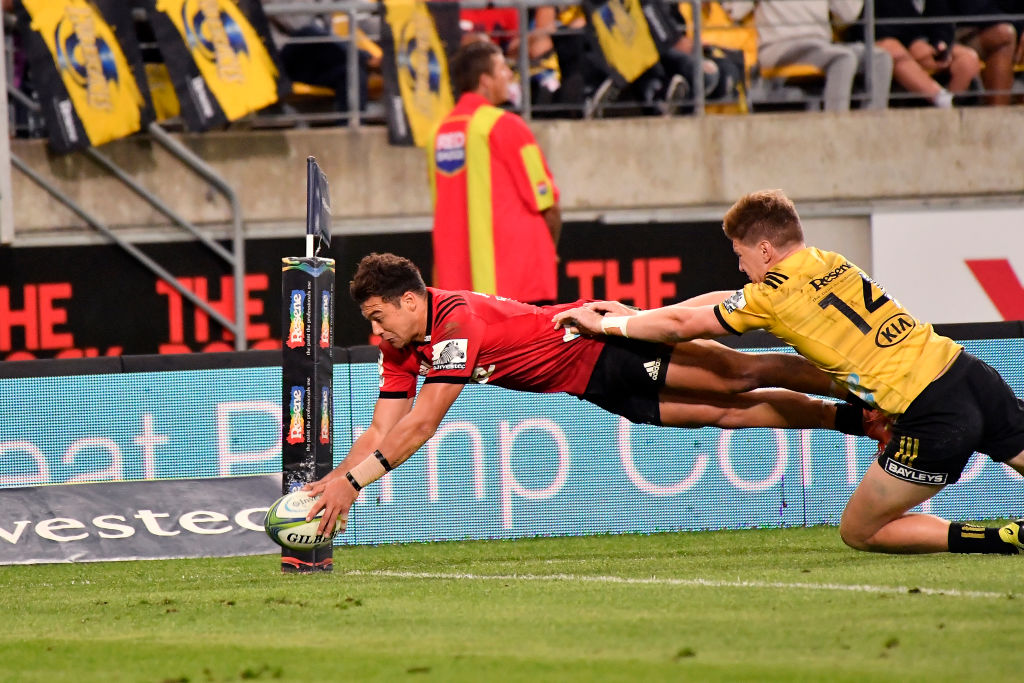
[577,337,671,425]
[877,351,1024,486]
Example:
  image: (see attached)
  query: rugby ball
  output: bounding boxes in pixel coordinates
[264,490,345,551]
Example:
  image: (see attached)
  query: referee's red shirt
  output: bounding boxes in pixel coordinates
[428,93,559,303]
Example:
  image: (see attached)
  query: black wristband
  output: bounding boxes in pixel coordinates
[374,449,393,472]
[834,403,866,436]
[345,471,363,491]
[843,391,872,411]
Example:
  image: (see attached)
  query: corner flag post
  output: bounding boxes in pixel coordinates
[280,157,335,573]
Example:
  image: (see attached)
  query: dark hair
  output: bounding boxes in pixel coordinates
[451,40,502,98]
[722,189,805,247]
[349,253,426,305]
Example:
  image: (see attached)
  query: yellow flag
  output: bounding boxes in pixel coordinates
[154,0,280,121]
[589,0,660,83]
[22,0,147,148]
[383,0,456,147]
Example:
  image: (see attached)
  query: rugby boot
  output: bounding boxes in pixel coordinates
[997,519,1024,554]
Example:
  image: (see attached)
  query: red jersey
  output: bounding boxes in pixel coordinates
[378,288,604,398]
[428,93,559,304]
[459,7,519,41]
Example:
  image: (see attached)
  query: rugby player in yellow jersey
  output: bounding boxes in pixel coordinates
[554,189,1024,556]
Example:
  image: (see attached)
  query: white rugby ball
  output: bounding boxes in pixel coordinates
[263,490,345,551]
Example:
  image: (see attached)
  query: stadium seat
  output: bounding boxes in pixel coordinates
[676,3,825,112]
[751,62,825,111]
[290,82,336,99]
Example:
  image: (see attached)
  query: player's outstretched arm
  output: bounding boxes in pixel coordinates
[306,382,464,535]
[554,304,726,343]
[583,300,638,317]
[302,395,411,531]
[671,290,734,308]
[315,396,414,486]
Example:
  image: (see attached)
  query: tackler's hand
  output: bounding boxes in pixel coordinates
[552,306,605,336]
[584,300,636,317]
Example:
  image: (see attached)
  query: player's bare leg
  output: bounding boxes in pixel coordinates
[1005,450,1024,477]
[664,339,840,397]
[841,452,1024,554]
[658,387,836,430]
[839,462,946,553]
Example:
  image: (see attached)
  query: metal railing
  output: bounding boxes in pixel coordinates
[6,1,1024,136]
[259,1,1024,121]
[7,80,250,349]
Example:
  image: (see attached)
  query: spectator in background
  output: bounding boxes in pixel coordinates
[459,3,520,54]
[428,41,561,306]
[268,0,372,114]
[722,0,894,111]
[1009,0,1024,69]
[539,5,614,113]
[518,7,577,113]
[864,0,980,107]
[954,0,1017,105]
[672,1,758,107]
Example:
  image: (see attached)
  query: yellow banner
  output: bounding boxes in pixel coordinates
[591,0,659,83]
[385,0,455,147]
[144,63,181,121]
[22,0,146,146]
[154,0,279,121]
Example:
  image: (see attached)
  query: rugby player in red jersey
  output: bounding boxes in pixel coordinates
[306,252,885,535]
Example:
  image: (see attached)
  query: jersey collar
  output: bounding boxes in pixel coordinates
[457,92,492,112]
[413,290,434,349]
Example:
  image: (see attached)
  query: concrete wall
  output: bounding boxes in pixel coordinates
[8,106,1024,243]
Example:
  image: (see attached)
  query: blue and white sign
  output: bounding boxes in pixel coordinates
[1,339,1022,547]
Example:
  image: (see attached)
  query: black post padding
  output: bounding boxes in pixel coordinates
[281,257,336,572]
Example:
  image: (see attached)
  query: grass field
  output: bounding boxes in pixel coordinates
[0,525,1020,683]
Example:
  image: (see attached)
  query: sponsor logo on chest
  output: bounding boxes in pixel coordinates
[875,313,916,348]
[432,338,468,370]
[435,131,466,175]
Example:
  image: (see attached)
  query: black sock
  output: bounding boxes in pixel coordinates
[947,523,1017,554]
[834,403,865,436]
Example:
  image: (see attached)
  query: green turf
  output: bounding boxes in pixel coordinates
[0,525,1020,682]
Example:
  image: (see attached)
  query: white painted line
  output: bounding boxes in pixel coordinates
[343,569,1013,599]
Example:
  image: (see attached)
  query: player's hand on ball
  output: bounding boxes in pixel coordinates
[552,306,604,336]
[305,476,357,536]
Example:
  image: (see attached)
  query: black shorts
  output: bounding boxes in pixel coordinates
[877,352,1024,486]
[578,337,671,425]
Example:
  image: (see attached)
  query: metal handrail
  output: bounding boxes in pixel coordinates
[10,151,242,339]
[259,1,1024,119]
[146,122,248,351]
[7,83,249,349]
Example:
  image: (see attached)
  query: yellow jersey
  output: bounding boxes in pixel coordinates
[714,247,961,415]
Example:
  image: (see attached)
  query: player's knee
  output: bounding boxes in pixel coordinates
[839,526,868,551]
[839,517,874,551]
[839,524,864,548]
